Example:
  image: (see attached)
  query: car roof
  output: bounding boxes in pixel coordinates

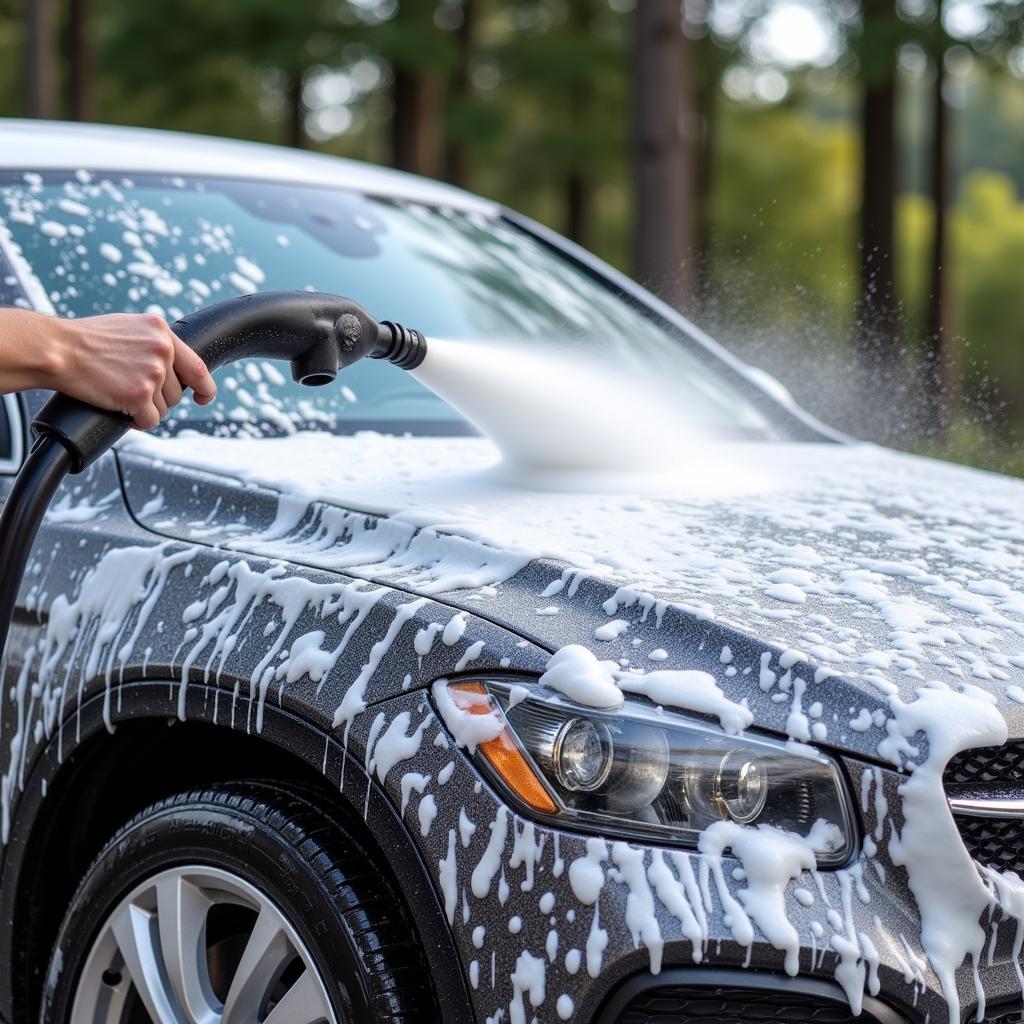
[0,119,499,214]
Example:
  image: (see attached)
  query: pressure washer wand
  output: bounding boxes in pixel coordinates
[0,291,426,673]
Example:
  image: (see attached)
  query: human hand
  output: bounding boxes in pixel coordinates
[49,313,217,430]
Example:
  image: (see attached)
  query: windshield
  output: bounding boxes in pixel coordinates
[0,171,791,441]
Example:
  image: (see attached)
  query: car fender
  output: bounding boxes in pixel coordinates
[0,679,478,1023]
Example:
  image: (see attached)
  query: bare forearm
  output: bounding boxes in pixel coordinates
[0,308,68,394]
[0,307,216,428]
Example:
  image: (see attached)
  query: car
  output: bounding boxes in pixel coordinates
[0,118,1023,1024]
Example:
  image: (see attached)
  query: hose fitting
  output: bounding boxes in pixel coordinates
[374,321,428,371]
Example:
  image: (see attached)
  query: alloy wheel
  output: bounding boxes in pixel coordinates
[70,864,337,1024]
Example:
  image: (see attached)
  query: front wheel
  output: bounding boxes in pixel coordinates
[41,782,437,1024]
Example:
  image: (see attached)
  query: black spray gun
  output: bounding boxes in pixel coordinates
[0,291,427,664]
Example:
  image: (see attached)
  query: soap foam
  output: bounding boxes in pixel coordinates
[411,337,752,489]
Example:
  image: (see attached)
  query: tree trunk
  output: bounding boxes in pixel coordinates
[24,0,56,118]
[566,171,591,247]
[855,0,899,383]
[924,49,955,435]
[565,8,591,251]
[631,0,698,310]
[287,73,305,149]
[66,0,91,121]
[392,68,443,177]
[444,0,475,187]
[695,39,718,308]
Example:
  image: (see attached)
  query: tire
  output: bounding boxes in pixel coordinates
[40,781,438,1023]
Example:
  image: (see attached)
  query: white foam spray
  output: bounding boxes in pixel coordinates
[411,337,723,486]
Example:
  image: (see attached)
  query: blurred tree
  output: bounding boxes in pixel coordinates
[954,67,1024,192]
[564,0,592,243]
[853,0,902,381]
[707,101,856,342]
[681,0,773,305]
[919,0,1024,434]
[495,0,627,248]
[66,0,91,120]
[24,0,56,116]
[99,0,345,146]
[952,172,1024,421]
[0,0,17,113]
[693,30,732,305]
[632,0,699,308]
[369,0,453,176]
[923,27,954,434]
[444,0,476,186]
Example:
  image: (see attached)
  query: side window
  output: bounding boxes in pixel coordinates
[0,218,28,471]
[0,246,27,472]
[0,276,22,306]
[0,250,29,309]
[0,396,23,473]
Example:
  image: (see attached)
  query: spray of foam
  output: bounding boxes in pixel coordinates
[410,337,755,493]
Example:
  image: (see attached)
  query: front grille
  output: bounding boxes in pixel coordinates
[954,815,1024,875]
[985,1004,1024,1024]
[615,986,871,1023]
[945,740,1024,788]
[946,739,1024,875]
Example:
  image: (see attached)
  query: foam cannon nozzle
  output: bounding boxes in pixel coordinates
[0,291,427,672]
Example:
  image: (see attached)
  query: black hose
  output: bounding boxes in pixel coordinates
[0,438,74,675]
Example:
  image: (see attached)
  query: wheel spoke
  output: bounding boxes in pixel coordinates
[263,969,330,1024]
[69,934,133,1024]
[219,905,292,1024]
[109,902,183,1024]
[156,873,218,1023]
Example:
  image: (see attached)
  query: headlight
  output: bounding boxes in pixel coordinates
[434,678,857,867]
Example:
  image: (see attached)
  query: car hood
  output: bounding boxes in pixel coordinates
[120,433,1024,759]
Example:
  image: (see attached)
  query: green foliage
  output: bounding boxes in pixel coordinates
[474,0,629,240]
[708,100,858,340]
[0,0,20,116]
[953,173,1024,418]
[370,0,455,71]
[93,0,332,140]
[2,0,1024,474]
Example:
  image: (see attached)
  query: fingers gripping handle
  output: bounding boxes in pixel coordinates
[30,291,393,474]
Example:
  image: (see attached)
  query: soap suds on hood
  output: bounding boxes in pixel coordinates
[538,645,623,709]
[615,667,753,735]
[125,432,1024,708]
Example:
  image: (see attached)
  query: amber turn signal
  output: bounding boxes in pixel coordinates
[450,683,558,814]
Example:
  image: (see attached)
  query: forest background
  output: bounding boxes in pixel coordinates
[5,0,1024,470]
